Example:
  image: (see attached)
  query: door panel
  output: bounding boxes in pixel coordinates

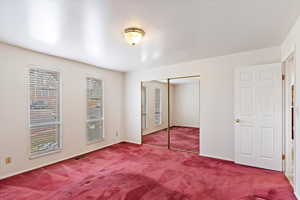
[235,64,282,171]
[240,87,253,115]
[240,126,254,156]
[260,127,274,159]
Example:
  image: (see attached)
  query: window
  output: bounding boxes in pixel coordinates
[29,68,61,157]
[141,86,147,129]
[154,88,162,125]
[86,78,103,143]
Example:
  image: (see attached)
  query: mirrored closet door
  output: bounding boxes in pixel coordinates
[141,76,200,154]
[141,80,168,148]
[168,76,200,153]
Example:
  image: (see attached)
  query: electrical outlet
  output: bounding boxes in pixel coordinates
[5,157,11,164]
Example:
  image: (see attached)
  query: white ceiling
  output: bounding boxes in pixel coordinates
[0,0,299,72]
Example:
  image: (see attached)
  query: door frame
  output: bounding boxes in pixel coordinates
[282,52,296,184]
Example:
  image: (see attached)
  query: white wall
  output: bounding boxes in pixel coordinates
[142,81,168,135]
[171,81,200,128]
[282,16,300,197]
[0,42,124,179]
[124,46,281,161]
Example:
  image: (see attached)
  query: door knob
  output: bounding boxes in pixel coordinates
[235,119,240,123]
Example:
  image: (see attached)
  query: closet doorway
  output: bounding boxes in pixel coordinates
[141,76,200,154]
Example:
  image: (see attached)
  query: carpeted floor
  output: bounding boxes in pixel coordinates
[0,142,295,200]
[142,126,199,153]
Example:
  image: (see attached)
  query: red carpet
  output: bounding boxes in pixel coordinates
[0,142,295,200]
[143,126,199,153]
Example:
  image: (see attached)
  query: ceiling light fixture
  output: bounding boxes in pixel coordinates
[123,27,145,46]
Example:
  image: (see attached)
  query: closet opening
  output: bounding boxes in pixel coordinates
[141,75,200,154]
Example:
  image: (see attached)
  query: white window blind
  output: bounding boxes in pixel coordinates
[86,78,103,143]
[141,86,147,129]
[29,68,61,157]
[154,88,162,125]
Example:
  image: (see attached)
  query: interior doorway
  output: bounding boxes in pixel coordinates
[283,53,296,186]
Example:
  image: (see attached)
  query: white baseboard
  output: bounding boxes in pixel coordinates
[200,153,233,162]
[0,140,122,180]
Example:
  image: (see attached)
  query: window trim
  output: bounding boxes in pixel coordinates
[86,77,104,145]
[27,66,63,159]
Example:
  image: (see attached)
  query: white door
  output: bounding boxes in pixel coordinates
[234,64,282,171]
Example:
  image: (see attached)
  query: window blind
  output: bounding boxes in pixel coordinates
[154,88,161,125]
[29,68,61,156]
[87,78,103,143]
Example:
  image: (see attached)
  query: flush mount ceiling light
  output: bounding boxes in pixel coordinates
[123,27,145,46]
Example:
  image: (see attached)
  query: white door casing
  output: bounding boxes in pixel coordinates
[283,54,296,185]
[234,63,282,171]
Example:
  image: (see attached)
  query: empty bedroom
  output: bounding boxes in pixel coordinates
[0,1,300,200]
